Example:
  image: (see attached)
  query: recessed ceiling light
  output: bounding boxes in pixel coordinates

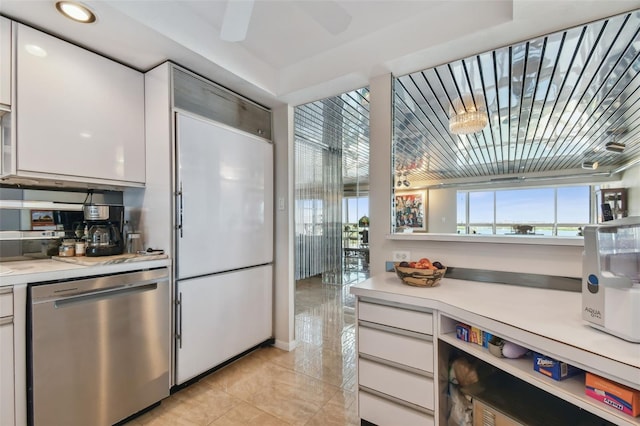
[605,141,625,153]
[55,1,96,23]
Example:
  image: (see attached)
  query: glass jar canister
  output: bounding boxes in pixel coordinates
[75,240,86,256]
[58,239,76,257]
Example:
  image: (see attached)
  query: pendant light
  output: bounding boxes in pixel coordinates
[449,94,488,135]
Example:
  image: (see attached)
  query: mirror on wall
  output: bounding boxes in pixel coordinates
[392,9,640,235]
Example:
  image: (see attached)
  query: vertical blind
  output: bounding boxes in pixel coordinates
[294,88,370,282]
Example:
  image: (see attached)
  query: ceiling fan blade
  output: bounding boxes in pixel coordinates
[220,0,255,42]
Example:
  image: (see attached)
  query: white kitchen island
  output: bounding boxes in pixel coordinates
[350,273,640,426]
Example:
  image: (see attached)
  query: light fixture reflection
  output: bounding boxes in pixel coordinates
[582,160,599,170]
[449,94,488,135]
[25,44,47,57]
[55,1,96,23]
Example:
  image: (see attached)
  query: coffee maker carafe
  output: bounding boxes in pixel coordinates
[83,204,125,257]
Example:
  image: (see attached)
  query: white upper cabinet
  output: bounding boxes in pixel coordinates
[14,24,145,186]
[0,17,11,109]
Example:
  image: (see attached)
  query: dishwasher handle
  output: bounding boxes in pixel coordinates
[31,268,169,303]
[54,283,159,309]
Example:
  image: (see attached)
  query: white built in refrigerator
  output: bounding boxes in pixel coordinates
[174,112,274,385]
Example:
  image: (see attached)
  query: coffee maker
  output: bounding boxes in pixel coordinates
[582,216,640,342]
[83,204,125,257]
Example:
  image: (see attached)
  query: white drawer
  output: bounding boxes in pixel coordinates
[359,390,434,426]
[359,358,434,410]
[359,301,432,335]
[359,325,433,372]
[0,288,12,317]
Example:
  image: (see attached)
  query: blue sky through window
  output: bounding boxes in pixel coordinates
[459,186,590,229]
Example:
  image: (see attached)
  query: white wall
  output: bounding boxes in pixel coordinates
[427,188,457,233]
[621,165,640,217]
[272,104,296,351]
[368,74,394,278]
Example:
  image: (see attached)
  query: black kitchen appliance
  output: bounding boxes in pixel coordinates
[83,204,124,256]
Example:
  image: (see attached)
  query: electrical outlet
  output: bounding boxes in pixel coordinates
[392,251,411,262]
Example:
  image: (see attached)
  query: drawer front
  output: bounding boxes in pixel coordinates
[359,301,432,335]
[0,288,12,317]
[359,390,434,426]
[359,326,433,372]
[359,358,434,410]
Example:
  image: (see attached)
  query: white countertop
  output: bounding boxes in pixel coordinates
[351,273,640,389]
[0,256,171,286]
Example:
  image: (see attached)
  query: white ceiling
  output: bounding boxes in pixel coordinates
[2,0,640,108]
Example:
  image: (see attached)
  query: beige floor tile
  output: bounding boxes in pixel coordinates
[125,273,364,426]
[301,388,359,426]
[209,401,290,425]
[284,347,356,388]
[168,382,241,425]
[244,382,338,425]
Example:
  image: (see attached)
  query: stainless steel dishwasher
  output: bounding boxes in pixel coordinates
[28,267,171,426]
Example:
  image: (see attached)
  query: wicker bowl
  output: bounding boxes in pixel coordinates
[394,262,447,287]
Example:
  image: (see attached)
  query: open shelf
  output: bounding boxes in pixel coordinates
[439,331,639,426]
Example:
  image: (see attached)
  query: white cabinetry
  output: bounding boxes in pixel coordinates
[357,299,436,425]
[0,284,27,426]
[351,276,640,426]
[175,265,273,385]
[12,23,144,187]
[0,287,15,426]
[0,17,11,109]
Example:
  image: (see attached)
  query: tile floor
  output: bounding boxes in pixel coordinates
[126,272,366,426]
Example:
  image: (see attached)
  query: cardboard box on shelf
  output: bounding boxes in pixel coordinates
[470,326,482,345]
[456,323,491,348]
[456,323,471,342]
[533,353,582,381]
[585,372,640,417]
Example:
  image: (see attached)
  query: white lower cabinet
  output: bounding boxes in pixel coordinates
[0,287,15,426]
[175,265,273,385]
[359,391,434,426]
[359,359,435,409]
[357,300,436,425]
[359,326,434,371]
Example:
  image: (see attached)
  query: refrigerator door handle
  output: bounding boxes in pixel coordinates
[176,183,183,238]
[176,292,183,348]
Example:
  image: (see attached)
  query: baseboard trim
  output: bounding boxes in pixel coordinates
[273,339,297,352]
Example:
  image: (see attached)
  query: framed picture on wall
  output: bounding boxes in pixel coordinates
[394,190,426,231]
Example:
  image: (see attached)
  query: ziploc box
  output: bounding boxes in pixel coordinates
[533,352,582,381]
[585,372,640,416]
